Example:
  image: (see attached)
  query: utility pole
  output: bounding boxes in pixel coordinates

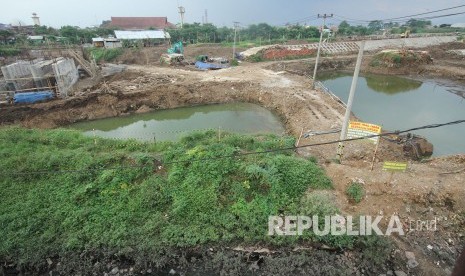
[312,13,333,89]
[336,41,366,163]
[233,21,240,60]
[205,9,208,24]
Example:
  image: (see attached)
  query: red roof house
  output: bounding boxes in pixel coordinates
[109,17,175,30]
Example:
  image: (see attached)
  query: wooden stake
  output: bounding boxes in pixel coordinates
[296,127,304,147]
[370,140,380,171]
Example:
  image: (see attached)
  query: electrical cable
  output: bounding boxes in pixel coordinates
[1,119,464,176]
[333,4,465,25]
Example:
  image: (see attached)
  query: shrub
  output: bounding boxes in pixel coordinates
[248,53,264,62]
[346,181,365,203]
[0,128,339,264]
[0,47,21,56]
[230,59,239,66]
[87,47,124,63]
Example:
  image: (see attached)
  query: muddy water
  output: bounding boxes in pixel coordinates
[320,72,465,156]
[70,103,285,141]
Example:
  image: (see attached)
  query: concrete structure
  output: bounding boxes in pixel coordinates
[31,13,40,26]
[1,58,79,99]
[240,36,458,59]
[1,61,33,91]
[52,58,79,98]
[107,17,175,30]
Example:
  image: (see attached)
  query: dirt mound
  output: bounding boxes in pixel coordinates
[426,41,465,59]
[369,49,433,68]
[113,47,167,65]
[183,45,245,60]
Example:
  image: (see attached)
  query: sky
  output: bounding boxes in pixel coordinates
[1,0,465,28]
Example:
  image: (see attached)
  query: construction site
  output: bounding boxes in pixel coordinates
[1,0,465,269]
[1,34,464,275]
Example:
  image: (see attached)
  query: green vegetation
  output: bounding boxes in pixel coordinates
[168,23,321,45]
[0,46,21,56]
[230,59,239,66]
[87,47,124,62]
[369,50,432,68]
[346,182,365,203]
[248,53,264,63]
[365,74,422,94]
[0,128,362,265]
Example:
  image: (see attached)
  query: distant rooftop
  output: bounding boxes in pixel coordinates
[451,23,465,28]
[0,23,11,30]
[108,17,175,30]
[114,30,170,40]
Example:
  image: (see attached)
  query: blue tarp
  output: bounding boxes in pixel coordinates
[195,61,228,70]
[14,91,54,104]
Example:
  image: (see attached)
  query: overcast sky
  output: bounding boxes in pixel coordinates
[1,0,465,28]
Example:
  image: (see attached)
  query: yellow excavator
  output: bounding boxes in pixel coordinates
[401,28,411,38]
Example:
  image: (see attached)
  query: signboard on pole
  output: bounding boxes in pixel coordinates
[383,162,408,172]
[347,121,382,144]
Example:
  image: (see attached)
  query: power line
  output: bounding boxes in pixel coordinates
[1,119,464,176]
[279,16,319,26]
[381,4,465,21]
[333,4,465,25]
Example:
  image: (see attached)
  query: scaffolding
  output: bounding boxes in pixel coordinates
[0,57,79,102]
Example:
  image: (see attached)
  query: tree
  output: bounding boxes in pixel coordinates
[368,20,384,32]
[0,30,13,44]
[338,21,351,35]
[406,19,431,29]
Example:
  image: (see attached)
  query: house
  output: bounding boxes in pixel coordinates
[92,37,104,47]
[451,23,465,28]
[107,17,175,30]
[27,35,45,44]
[114,30,170,46]
[104,37,122,48]
[0,23,11,30]
[92,37,122,48]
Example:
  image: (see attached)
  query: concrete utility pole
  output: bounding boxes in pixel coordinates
[336,41,366,163]
[312,13,333,89]
[233,22,240,60]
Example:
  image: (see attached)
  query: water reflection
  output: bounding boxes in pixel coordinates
[70,103,285,141]
[365,74,422,94]
[321,73,465,156]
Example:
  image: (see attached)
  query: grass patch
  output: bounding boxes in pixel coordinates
[0,47,21,57]
[346,181,365,203]
[87,47,124,63]
[0,128,345,265]
[248,53,264,62]
[230,59,239,66]
[370,50,432,68]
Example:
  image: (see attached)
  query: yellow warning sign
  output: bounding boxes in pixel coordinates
[383,162,408,172]
[347,121,382,144]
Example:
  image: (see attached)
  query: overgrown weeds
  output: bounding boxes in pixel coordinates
[0,128,343,264]
[87,47,124,63]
